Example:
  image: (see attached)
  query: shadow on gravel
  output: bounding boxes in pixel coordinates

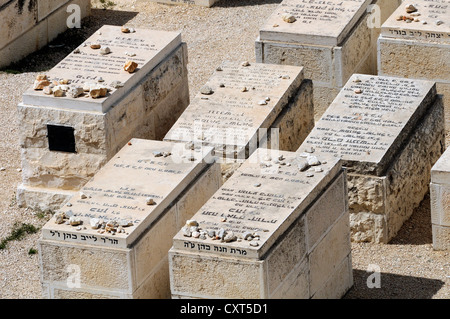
[388,194,433,246]
[0,9,138,74]
[213,0,282,8]
[344,269,445,299]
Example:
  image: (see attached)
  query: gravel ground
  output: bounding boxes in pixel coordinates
[0,0,448,299]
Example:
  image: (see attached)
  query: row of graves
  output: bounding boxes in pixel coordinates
[13,0,449,299]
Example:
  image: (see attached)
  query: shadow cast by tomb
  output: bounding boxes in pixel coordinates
[344,269,445,299]
[212,0,283,8]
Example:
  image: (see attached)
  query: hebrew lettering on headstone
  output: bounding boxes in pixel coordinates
[39,139,221,299]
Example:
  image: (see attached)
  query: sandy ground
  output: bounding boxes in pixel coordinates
[0,0,448,299]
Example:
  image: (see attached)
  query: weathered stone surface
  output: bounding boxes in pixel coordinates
[164,61,314,164]
[21,25,182,112]
[430,147,450,250]
[39,139,221,298]
[378,0,450,137]
[298,74,445,243]
[0,0,91,69]
[169,148,352,299]
[17,25,190,211]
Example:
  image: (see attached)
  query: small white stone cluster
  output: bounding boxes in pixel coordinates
[90,218,133,235]
[259,150,325,178]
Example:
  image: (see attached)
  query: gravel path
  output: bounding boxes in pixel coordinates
[0,0,448,299]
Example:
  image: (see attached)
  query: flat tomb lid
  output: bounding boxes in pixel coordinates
[22,25,181,113]
[259,0,372,46]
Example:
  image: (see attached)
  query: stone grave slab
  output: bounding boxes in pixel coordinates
[147,0,219,6]
[38,138,222,299]
[255,0,402,118]
[378,0,450,136]
[163,61,314,170]
[169,148,352,299]
[299,74,445,243]
[431,146,450,250]
[17,25,190,211]
[0,0,91,69]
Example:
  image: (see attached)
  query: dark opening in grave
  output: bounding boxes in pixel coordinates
[47,124,76,153]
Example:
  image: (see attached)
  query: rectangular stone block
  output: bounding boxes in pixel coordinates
[298,74,445,243]
[17,25,190,211]
[256,0,401,118]
[146,0,219,7]
[169,148,352,299]
[0,0,91,69]
[431,146,450,250]
[0,0,38,50]
[163,61,314,163]
[38,139,222,298]
[311,255,353,299]
[378,0,450,136]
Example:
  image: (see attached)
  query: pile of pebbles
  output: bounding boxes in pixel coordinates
[181,219,261,247]
[32,74,119,99]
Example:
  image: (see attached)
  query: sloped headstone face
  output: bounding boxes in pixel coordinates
[39,139,221,298]
[17,25,190,211]
[169,148,352,299]
[431,147,450,251]
[0,0,91,69]
[299,74,445,243]
[256,0,402,117]
[164,61,314,163]
[21,25,182,113]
